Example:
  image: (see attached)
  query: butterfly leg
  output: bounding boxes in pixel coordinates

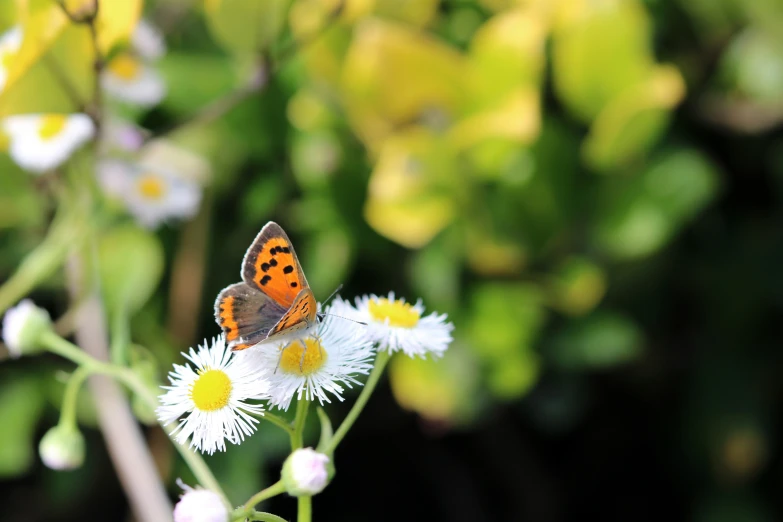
[274,342,290,375]
[298,339,308,372]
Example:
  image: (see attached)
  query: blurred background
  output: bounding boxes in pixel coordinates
[1,0,783,520]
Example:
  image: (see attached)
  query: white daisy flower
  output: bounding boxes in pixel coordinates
[102,52,166,107]
[0,26,22,92]
[97,159,202,229]
[132,19,166,61]
[282,448,331,496]
[2,113,95,173]
[173,484,227,522]
[333,293,454,358]
[235,310,374,410]
[156,336,270,455]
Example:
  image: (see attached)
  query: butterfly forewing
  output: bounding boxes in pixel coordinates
[214,282,287,350]
[241,222,309,308]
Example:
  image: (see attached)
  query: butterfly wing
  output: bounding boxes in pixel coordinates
[241,221,309,309]
[264,288,318,344]
[214,282,288,350]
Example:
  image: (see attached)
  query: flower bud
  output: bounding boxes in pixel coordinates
[173,487,228,522]
[2,299,51,358]
[39,425,85,470]
[282,447,331,496]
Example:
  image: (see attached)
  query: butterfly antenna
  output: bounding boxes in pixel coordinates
[320,284,343,309]
[319,313,367,326]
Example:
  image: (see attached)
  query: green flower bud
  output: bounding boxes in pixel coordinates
[2,299,52,358]
[39,425,85,470]
[282,448,332,496]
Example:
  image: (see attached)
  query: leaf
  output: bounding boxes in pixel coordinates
[549,311,643,369]
[591,149,720,259]
[98,225,165,316]
[0,374,46,477]
[315,406,333,452]
[204,0,290,55]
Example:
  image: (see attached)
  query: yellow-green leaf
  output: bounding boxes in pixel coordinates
[204,0,290,54]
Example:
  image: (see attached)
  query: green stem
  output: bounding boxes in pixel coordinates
[241,480,286,513]
[291,398,310,450]
[109,306,130,365]
[325,350,390,455]
[297,496,311,522]
[249,513,288,522]
[38,330,230,506]
[59,366,91,428]
[259,411,294,435]
[0,212,82,315]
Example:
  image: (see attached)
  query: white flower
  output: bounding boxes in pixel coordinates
[333,293,454,358]
[132,19,166,61]
[2,299,51,357]
[235,308,374,410]
[282,448,331,496]
[2,113,95,173]
[97,159,202,229]
[102,52,165,107]
[0,26,22,92]
[157,336,270,455]
[173,486,227,522]
[39,425,85,470]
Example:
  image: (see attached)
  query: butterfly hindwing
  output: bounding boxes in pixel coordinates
[241,222,309,308]
[214,282,288,350]
[266,288,318,343]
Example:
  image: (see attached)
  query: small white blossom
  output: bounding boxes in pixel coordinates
[2,113,94,173]
[331,293,454,358]
[235,306,374,410]
[2,299,51,357]
[39,425,85,470]
[282,448,331,496]
[97,159,202,229]
[132,19,166,61]
[173,486,227,522]
[157,336,270,455]
[102,52,165,107]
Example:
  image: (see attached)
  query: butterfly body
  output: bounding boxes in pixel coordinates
[215,222,318,351]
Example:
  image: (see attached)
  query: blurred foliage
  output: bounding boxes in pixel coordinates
[1,0,783,520]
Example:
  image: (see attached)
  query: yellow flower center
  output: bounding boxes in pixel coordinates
[190,369,232,412]
[108,54,141,80]
[136,173,166,200]
[368,297,420,328]
[38,115,67,140]
[279,338,327,376]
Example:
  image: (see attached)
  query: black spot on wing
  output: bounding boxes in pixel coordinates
[290,282,298,288]
[283,265,294,274]
[260,275,271,285]
[281,247,290,254]
[261,262,270,272]
[269,258,278,267]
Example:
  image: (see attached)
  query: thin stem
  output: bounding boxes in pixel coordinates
[59,366,91,428]
[86,2,104,132]
[39,330,229,506]
[249,512,288,522]
[325,350,390,455]
[109,305,130,365]
[242,480,286,512]
[297,496,312,522]
[259,411,294,435]
[291,398,310,450]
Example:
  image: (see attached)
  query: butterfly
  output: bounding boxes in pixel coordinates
[214,221,320,352]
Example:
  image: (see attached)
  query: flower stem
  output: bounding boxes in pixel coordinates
[291,398,310,450]
[297,496,312,522]
[249,513,288,522]
[241,480,286,513]
[325,350,390,455]
[39,330,230,506]
[59,366,91,428]
[259,411,294,435]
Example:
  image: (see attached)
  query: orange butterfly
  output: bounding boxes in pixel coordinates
[215,221,319,351]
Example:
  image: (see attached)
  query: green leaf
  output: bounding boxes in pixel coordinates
[98,225,165,316]
[204,0,290,55]
[549,311,643,369]
[315,406,333,453]
[592,149,720,259]
[0,374,46,477]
